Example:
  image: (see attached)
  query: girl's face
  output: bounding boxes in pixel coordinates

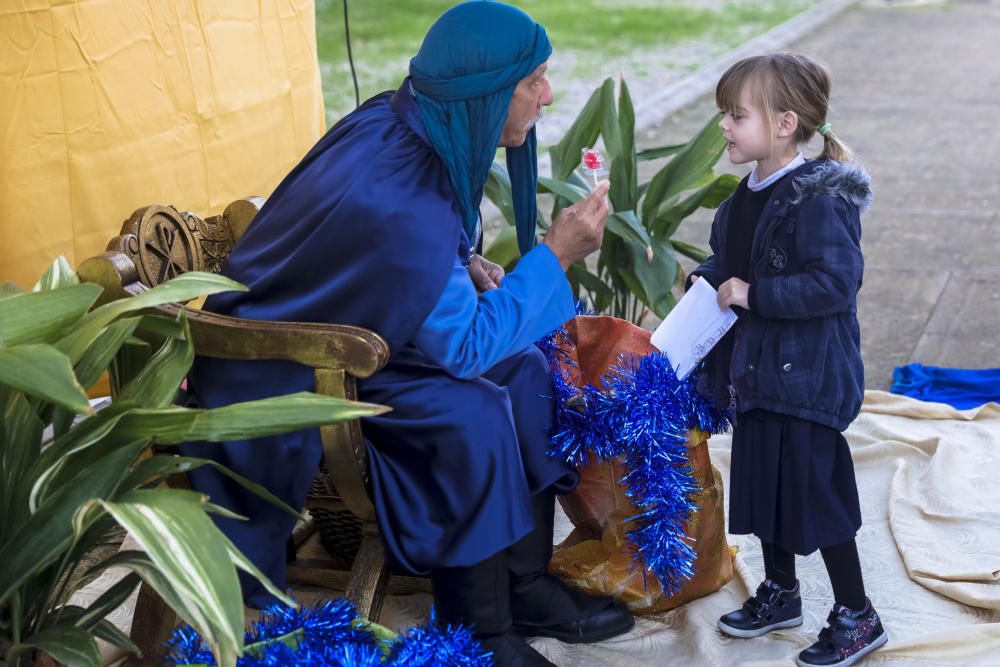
[718,85,774,165]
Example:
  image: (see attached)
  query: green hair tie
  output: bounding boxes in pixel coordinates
[817,121,832,137]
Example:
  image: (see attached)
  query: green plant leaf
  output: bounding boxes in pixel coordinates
[484,161,516,226]
[30,402,135,511]
[135,313,188,340]
[83,550,202,638]
[567,263,613,313]
[610,77,638,212]
[606,211,652,250]
[627,235,678,319]
[116,313,193,409]
[119,392,388,445]
[95,489,246,666]
[7,626,101,667]
[60,272,247,364]
[35,256,80,292]
[124,454,300,518]
[0,283,103,348]
[641,112,726,224]
[110,337,153,395]
[69,572,142,629]
[483,225,520,270]
[1,281,24,297]
[537,177,587,204]
[636,143,685,161]
[650,173,739,238]
[0,344,92,414]
[56,605,141,655]
[598,78,621,161]
[92,619,142,656]
[218,530,295,608]
[73,317,142,391]
[0,444,140,607]
[671,239,712,264]
[550,84,603,180]
[2,392,44,535]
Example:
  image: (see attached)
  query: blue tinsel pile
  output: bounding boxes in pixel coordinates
[165,599,491,667]
[537,325,732,596]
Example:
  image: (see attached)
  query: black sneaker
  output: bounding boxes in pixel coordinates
[797,598,888,666]
[718,579,803,638]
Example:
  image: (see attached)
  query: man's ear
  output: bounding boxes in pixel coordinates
[777,110,799,138]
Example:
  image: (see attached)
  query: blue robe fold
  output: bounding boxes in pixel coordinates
[180,84,576,607]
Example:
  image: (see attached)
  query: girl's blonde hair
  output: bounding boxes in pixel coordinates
[715,53,853,162]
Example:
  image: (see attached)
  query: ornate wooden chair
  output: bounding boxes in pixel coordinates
[78,198,409,662]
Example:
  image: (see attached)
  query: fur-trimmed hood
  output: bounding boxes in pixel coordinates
[790,160,873,213]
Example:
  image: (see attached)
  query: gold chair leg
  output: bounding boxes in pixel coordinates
[344,521,389,622]
[127,582,178,666]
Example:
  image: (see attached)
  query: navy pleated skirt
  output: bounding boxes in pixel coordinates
[728,409,862,555]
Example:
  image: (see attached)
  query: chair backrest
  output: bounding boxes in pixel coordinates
[83,197,263,297]
[78,197,388,525]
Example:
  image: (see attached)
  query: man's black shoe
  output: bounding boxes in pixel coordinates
[478,632,556,666]
[511,587,634,643]
[718,579,803,638]
[507,491,635,644]
[797,597,887,666]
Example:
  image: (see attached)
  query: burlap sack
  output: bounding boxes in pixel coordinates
[548,316,735,614]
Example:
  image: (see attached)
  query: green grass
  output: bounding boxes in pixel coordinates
[316,0,817,125]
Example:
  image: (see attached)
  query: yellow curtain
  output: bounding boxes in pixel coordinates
[0,0,325,289]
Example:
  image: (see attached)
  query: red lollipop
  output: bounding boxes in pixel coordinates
[580,147,608,186]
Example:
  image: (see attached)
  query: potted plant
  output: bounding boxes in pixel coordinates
[485,76,739,324]
[0,259,386,667]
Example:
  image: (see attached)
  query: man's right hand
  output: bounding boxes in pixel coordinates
[542,180,610,270]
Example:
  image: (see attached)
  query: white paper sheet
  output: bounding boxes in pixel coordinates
[650,277,738,380]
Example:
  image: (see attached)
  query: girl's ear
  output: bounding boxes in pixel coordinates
[777,110,799,138]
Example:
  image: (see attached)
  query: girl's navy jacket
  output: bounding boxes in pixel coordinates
[693,160,873,431]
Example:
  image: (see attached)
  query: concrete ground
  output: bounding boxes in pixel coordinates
[642,0,1000,389]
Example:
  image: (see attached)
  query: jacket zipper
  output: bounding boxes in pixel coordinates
[728,319,740,412]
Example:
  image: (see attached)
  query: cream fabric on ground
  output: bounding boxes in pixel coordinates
[376,390,1000,665]
[87,390,1000,665]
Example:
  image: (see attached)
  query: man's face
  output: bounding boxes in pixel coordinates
[499,63,554,147]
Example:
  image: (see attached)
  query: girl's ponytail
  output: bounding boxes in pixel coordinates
[816,122,853,163]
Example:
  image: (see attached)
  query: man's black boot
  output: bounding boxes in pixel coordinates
[508,490,635,643]
[430,551,555,666]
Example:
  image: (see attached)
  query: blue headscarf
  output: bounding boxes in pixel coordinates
[409,1,551,255]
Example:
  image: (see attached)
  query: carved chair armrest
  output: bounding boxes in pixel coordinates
[78,234,388,522]
[172,306,389,379]
[165,305,388,522]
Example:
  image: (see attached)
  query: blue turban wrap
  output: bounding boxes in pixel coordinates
[409,1,551,255]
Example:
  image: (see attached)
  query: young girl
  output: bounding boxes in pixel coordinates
[689,53,886,667]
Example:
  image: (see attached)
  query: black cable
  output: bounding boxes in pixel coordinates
[343,0,360,108]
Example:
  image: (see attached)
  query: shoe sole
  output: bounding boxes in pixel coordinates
[512,615,636,644]
[795,630,888,667]
[718,615,803,638]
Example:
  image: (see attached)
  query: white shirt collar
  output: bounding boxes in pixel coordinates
[748,152,806,192]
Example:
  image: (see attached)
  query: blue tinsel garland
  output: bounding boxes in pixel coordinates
[537,325,732,596]
[165,599,491,667]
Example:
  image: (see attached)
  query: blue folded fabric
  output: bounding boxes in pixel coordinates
[890,363,1000,409]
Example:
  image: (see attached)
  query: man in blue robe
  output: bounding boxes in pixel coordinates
[183,2,634,663]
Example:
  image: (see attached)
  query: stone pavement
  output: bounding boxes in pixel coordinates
[642,0,1000,389]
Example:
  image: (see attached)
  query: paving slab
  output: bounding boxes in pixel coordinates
[639,0,1000,387]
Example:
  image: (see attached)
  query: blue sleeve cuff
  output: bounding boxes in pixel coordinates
[521,243,576,323]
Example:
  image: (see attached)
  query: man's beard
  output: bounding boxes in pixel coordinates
[524,111,544,133]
